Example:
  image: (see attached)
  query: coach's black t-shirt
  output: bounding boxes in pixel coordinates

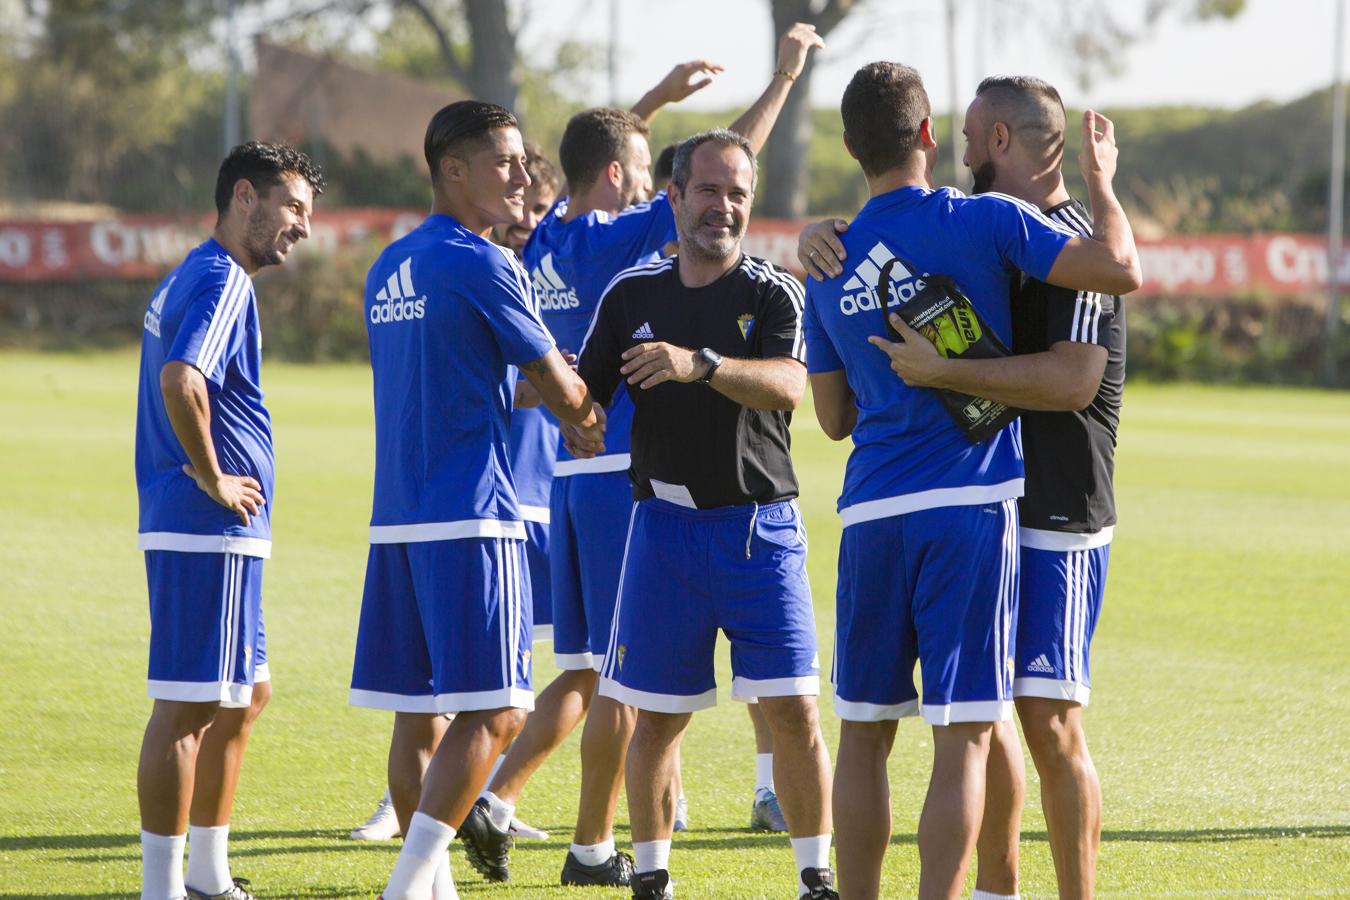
[576,253,805,509]
[1012,198,1126,534]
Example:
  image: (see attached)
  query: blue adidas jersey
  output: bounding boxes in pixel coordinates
[803,186,1074,525]
[509,405,558,520]
[522,193,677,473]
[365,214,556,542]
[135,238,274,557]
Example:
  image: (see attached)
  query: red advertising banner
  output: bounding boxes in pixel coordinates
[0,210,1342,297]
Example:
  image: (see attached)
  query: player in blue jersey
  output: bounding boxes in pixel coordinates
[349,146,563,846]
[350,100,604,900]
[467,23,825,888]
[134,142,322,900]
[797,74,1133,900]
[799,63,1139,900]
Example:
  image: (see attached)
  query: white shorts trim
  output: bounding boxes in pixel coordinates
[368,519,527,544]
[253,663,271,684]
[833,696,920,722]
[922,699,1014,726]
[348,686,535,714]
[1019,526,1114,552]
[839,479,1024,528]
[554,453,631,477]
[532,624,554,644]
[148,679,252,708]
[731,675,820,702]
[554,651,596,671]
[519,505,551,525]
[138,532,272,559]
[1013,677,1092,705]
[598,676,717,714]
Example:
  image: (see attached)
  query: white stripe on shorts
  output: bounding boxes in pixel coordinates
[495,540,508,689]
[1000,499,1018,701]
[600,505,639,682]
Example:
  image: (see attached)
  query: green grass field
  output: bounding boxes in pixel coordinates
[2,350,1347,898]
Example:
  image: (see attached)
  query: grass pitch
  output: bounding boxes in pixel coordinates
[1,350,1347,898]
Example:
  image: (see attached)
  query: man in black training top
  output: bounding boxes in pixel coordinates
[576,130,837,900]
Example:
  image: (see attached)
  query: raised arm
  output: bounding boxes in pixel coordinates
[160,360,265,524]
[727,22,825,153]
[1044,111,1142,296]
[809,369,856,440]
[631,60,725,124]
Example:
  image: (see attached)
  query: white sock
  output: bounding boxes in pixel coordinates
[971,891,1019,900]
[432,852,459,900]
[791,834,832,894]
[633,838,671,874]
[570,837,615,867]
[481,790,515,831]
[384,812,456,900]
[755,753,775,796]
[487,752,507,785]
[185,824,231,894]
[141,831,186,900]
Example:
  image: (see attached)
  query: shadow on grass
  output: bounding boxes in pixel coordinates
[887,823,1350,846]
[0,891,369,899]
[8,821,1346,855]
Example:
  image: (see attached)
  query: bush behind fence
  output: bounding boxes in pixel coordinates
[3,257,1347,387]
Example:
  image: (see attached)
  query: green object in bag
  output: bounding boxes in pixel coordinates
[876,257,1022,444]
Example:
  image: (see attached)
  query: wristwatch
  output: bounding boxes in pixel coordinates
[695,347,722,384]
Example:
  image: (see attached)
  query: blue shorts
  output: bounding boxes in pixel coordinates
[597,497,820,714]
[550,471,633,671]
[833,500,1018,725]
[523,519,552,643]
[1014,529,1111,704]
[350,538,533,714]
[145,551,270,709]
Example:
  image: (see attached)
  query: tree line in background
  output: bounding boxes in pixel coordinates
[7,0,1350,384]
[1,0,1295,231]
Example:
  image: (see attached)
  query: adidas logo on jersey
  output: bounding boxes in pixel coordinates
[1026,653,1055,674]
[838,241,926,316]
[143,275,175,337]
[632,321,654,340]
[531,252,580,311]
[370,257,426,324]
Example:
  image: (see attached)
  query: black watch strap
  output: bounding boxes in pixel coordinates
[696,347,722,384]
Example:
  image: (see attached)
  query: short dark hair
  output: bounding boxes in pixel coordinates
[669,129,757,194]
[653,143,678,185]
[558,107,650,189]
[841,62,931,178]
[974,75,1066,159]
[214,142,324,217]
[524,143,561,195]
[424,100,518,182]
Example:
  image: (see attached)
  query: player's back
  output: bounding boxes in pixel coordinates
[135,238,273,546]
[522,195,676,469]
[803,185,1073,518]
[365,214,544,535]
